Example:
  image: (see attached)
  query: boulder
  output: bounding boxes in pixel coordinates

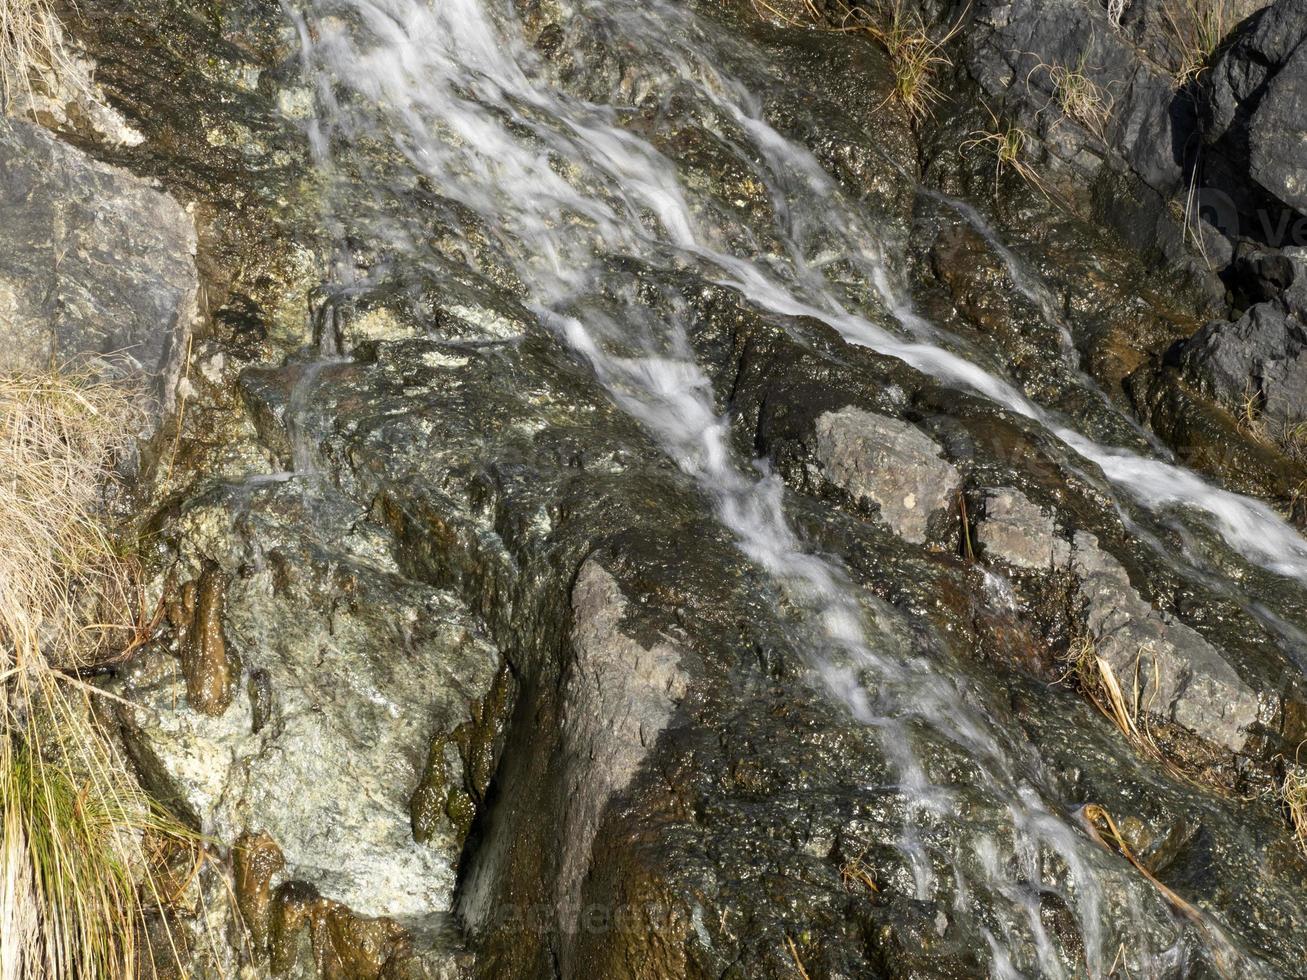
[1200,0,1307,244]
[1178,302,1307,427]
[1203,0,1307,137]
[0,119,195,409]
[1071,532,1259,752]
[812,406,961,544]
[1249,45,1307,216]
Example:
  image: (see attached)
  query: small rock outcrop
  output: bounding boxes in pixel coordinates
[0,119,195,406]
[1071,531,1260,752]
[1179,302,1307,429]
[963,0,1198,260]
[976,488,1071,570]
[977,488,1260,751]
[812,406,961,544]
[556,562,687,931]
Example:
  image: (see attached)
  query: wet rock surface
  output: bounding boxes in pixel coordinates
[0,117,196,404]
[166,565,241,717]
[117,477,504,929]
[14,0,1307,975]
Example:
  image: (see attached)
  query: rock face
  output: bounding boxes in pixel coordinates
[812,407,960,544]
[957,0,1307,278]
[1250,49,1307,215]
[0,119,195,405]
[1202,0,1307,240]
[555,562,686,933]
[1179,302,1307,428]
[117,480,504,929]
[977,487,1260,751]
[43,0,1307,976]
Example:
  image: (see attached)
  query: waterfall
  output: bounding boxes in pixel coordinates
[287,0,1301,973]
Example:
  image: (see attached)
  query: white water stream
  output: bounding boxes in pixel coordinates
[289,0,1303,973]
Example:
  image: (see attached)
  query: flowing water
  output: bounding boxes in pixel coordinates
[284,0,1307,973]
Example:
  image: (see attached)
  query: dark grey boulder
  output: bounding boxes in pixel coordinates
[1250,44,1307,215]
[1178,301,1307,426]
[960,0,1206,266]
[0,119,196,410]
[1203,0,1307,136]
[966,0,1188,195]
[1200,0,1307,244]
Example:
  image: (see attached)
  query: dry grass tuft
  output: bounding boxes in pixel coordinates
[1,367,196,979]
[1027,57,1113,139]
[1,680,196,979]
[0,0,80,114]
[1177,164,1219,268]
[958,491,975,561]
[1278,418,1307,464]
[1282,765,1307,854]
[962,103,1052,200]
[1228,380,1307,466]
[0,371,146,668]
[1062,635,1141,741]
[1162,0,1265,83]
[1085,803,1253,975]
[1235,379,1264,437]
[750,0,964,123]
[859,0,963,123]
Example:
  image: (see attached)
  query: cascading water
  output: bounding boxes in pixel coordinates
[285,0,1306,974]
